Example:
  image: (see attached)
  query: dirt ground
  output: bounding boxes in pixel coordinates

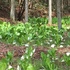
[0,42,70,59]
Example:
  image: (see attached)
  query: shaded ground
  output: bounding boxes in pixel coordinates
[0,2,70,22]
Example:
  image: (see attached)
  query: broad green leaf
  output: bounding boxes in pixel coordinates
[27,64,34,70]
[0,61,7,70]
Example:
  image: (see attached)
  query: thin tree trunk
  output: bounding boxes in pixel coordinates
[48,0,52,25]
[25,0,28,22]
[61,0,64,17]
[18,0,25,21]
[10,0,15,21]
[19,0,21,5]
[57,0,62,30]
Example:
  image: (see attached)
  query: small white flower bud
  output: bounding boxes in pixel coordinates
[49,40,52,42]
[30,52,33,56]
[61,59,65,62]
[17,65,21,70]
[25,44,29,47]
[60,45,63,48]
[7,65,12,69]
[66,52,70,56]
[21,56,24,60]
[51,44,55,48]
[33,49,35,53]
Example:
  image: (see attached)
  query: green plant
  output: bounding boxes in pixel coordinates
[0,51,14,70]
[0,20,69,46]
[33,59,43,70]
[18,46,35,70]
[0,59,7,70]
[41,49,58,70]
[29,17,48,24]
[62,52,70,66]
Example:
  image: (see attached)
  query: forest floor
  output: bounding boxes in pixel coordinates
[0,4,70,60]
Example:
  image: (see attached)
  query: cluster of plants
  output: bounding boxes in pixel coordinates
[29,17,70,24]
[62,16,70,25]
[0,20,70,46]
[29,17,48,24]
[0,46,70,70]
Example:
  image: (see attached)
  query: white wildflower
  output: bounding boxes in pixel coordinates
[30,52,33,56]
[66,52,70,56]
[52,58,54,60]
[13,40,16,44]
[61,42,64,44]
[16,32,20,36]
[30,49,35,56]
[33,49,35,53]
[47,42,50,45]
[25,43,29,47]
[25,48,28,53]
[28,37,31,40]
[55,57,58,60]
[51,44,55,48]
[17,33,20,36]
[7,65,12,69]
[67,26,70,29]
[0,35,2,39]
[17,65,21,70]
[21,56,24,60]
[26,56,28,59]
[61,59,65,62]
[60,45,63,48]
[49,40,52,42]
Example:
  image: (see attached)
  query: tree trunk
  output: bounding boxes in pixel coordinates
[18,0,21,5]
[48,0,52,25]
[57,0,62,30]
[61,0,64,16]
[25,0,28,22]
[10,0,15,21]
[18,0,25,21]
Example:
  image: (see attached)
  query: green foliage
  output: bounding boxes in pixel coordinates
[0,20,69,46]
[29,17,48,24]
[19,46,35,70]
[62,54,70,66]
[62,17,70,24]
[0,59,7,70]
[6,51,13,63]
[0,47,70,70]
[0,17,70,70]
[47,48,56,58]
[27,63,34,70]
[41,49,58,70]
[0,51,13,70]
[29,17,70,25]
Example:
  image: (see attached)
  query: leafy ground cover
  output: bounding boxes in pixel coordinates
[0,45,70,70]
[29,17,70,24]
[0,17,70,70]
[0,19,70,46]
